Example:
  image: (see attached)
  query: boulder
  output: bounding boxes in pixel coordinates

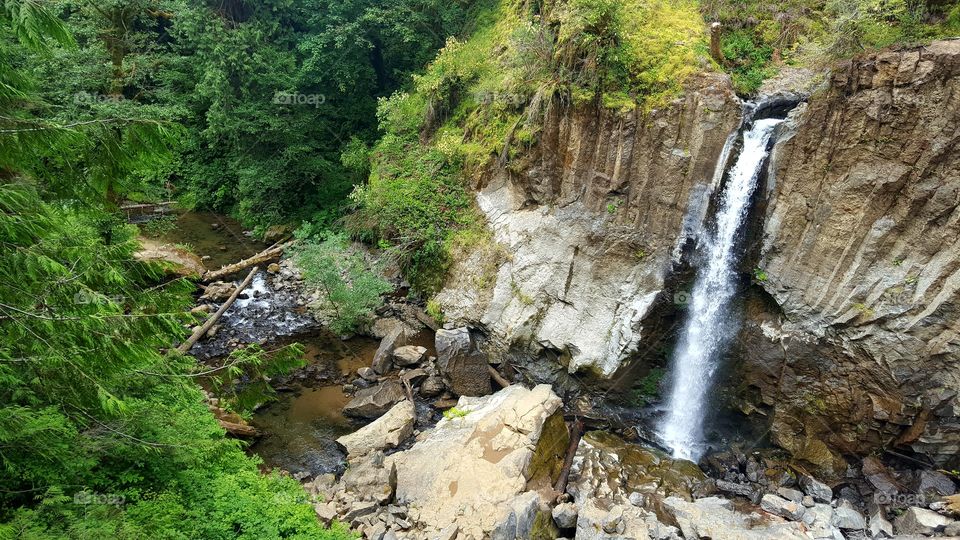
[343,380,405,419]
[263,224,290,243]
[917,470,956,497]
[372,327,408,375]
[867,505,894,538]
[777,487,804,503]
[386,384,561,539]
[716,479,759,502]
[393,345,426,367]
[340,452,397,505]
[337,400,415,457]
[893,506,953,535]
[575,499,653,540]
[761,493,806,521]
[490,491,540,540]
[800,476,833,503]
[200,281,235,301]
[435,327,491,396]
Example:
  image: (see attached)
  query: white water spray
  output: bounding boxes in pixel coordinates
[660,118,783,461]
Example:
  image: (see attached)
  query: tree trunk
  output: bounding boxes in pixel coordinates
[202,242,293,282]
[178,267,257,353]
[710,22,725,65]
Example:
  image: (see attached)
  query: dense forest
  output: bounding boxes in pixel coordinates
[1,0,957,538]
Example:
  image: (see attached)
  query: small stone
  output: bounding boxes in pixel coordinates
[419,376,445,397]
[803,495,815,507]
[761,493,806,521]
[868,507,894,538]
[917,470,956,497]
[314,501,337,524]
[358,367,378,381]
[552,502,578,529]
[601,506,624,534]
[267,262,281,273]
[801,476,833,503]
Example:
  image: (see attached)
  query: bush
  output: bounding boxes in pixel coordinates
[296,233,392,334]
[721,30,776,94]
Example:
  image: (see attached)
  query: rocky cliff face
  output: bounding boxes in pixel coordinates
[436,73,742,376]
[739,40,960,470]
[437,40,959,468]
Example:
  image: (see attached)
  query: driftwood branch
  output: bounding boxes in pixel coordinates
[488,365,511,388]
[178,267,258,353]
[554,417,583,496]
[218,419,260,438]
[202,241,293,282]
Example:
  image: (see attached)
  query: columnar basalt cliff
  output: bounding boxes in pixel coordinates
[739,40,960,470]
[436,73,743,376]
[437,40,960,468]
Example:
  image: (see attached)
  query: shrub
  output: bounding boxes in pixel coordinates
[296,233,392,334]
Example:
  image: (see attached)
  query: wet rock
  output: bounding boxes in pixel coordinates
[801,476,833,503]
[435,327,491,397]
[761,493,806,521]
[831,499,866,530]
[343,380,405,419]
[419,376,445,397]
[893,506,953,535]
[200,281,235,301]
[393,345,426,367]
[386,384,561,538]
[552,502,577,528]
[267,262,280,273]
[337,400,415,458]
[566,431,708,507]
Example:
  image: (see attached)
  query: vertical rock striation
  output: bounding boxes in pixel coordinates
[436,74,743,376]
[742,40,960,469]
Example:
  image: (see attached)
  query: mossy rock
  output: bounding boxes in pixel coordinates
[527,411,570,488]
[530,509,560,540]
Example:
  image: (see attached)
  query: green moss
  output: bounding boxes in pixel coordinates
[527,412,570,488]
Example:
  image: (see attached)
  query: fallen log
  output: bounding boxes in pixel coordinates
[218,419,260,438]
[178,267,257,353]
[553,417,583,496]
[202,241,293,282]
[488,365,511,389]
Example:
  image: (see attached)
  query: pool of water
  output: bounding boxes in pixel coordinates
[159,211,264,270]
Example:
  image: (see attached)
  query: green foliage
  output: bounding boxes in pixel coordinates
[629,367,666,405]
[349,130,478,294]
[722,30,776,94]
[443,407,470,419]
[296,233,392,334]
[753,267,769,282]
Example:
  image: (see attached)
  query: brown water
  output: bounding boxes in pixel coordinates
[159,211,264,270]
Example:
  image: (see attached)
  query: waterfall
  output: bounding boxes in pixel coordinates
[660,117,784,461]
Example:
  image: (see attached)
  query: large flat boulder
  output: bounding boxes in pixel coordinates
[342,379,405,419]
[386,384,562,538]
[336,400,415,458]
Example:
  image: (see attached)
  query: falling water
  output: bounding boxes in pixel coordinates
[660,117,784,461]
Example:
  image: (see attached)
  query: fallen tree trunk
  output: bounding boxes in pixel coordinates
[178,267,257,353]
[202,241,293,282]
[218,419,260,438]
[488,365,511,389]
[554,417,583,496]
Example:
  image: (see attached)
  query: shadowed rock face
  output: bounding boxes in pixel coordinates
[436,73,743,376]
[740,40,960,470]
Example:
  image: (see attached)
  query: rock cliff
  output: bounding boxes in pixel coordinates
[740,39,960,469]
[437,40,960,467]
[436,73,743,376]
